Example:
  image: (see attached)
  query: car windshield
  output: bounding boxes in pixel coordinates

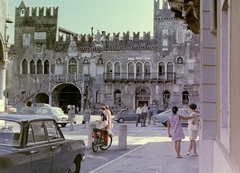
[52,108,63,114]
[0,120,21,146]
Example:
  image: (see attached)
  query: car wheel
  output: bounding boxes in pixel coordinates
[162,121,168,127]
[69,156,81,173]
[118,118,124,123]
[61,124,66,127]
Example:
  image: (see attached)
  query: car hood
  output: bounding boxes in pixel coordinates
[0,147,12,156]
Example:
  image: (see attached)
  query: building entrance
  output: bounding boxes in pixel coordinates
[135,89,150,108]
[52,84,81,113]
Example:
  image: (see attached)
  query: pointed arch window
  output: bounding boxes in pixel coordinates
[128,62,134,79]
[30,60,35,74]
[136,62,142,77]
[177,28,184,43]
[144,62,150,76]
[158,62,165,79]
[114,62,120,78]
[68,58,77,74]
[167,62,173,81]
[96,90,102,103]
[106,62,112,79]
[37,60,42,74]
[22,59,28,74]
[20,9,25,17]
[44,60,49,74]
[163,37,168,46]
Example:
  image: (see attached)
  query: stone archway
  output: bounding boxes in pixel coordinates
[135,87,150,108]
[52,84,81,113]
[35,93,49,104]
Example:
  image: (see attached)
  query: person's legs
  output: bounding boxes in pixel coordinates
[192,140,197,154]
[175,140,182,158]
[187,140,193,153]
[136,114,140,127]
[70,118,73,131]
[143,113,147,127]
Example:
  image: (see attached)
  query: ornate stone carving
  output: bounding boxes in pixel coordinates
[168,0,200,34]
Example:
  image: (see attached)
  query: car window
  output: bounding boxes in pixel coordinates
[28,121,47,144]
[45,121,64,141]
[0,120,21,146]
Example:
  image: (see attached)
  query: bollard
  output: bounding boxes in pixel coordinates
[118,124,127,149]
[88,123,96,148]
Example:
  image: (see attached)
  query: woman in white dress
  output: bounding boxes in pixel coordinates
[186,103,200,156]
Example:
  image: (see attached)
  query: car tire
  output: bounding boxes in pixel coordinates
[61,124,67,127]
[69,156,81,173]
[118,118,124,123]
[162,121,168,127]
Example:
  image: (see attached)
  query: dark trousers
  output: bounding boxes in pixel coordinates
[136,114,142,127]
[142,113,148,126]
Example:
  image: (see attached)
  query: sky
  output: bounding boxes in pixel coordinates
[8,0,156,44]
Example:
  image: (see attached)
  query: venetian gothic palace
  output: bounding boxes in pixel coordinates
[7,0,200,113]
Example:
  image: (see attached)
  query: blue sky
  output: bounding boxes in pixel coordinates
[8,0,156,44]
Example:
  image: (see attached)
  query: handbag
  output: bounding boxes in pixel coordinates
[190,123,198,131]
[82,120,85,124]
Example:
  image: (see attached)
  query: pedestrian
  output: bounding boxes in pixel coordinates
[68,105,75,131]
[97,106,108,128]
[151,105,158,125]
[83,105,91,129]
[21,101,35,114]
[167,106,193,158]
[186,103,200,156]
[136,104,143,127]
[142,103,148,127]
[147,106,153,125]
[76,106,79,114]
[105,105,115,137]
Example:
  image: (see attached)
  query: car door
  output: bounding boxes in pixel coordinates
[45,120,70,172]
[27,121,52,173]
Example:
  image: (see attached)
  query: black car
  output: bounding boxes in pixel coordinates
[0,113,85,173]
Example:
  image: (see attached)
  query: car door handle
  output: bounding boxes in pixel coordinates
[51,146,58,149]
[30,150,39,154]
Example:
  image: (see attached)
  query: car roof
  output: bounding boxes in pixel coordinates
[0,112,55,122]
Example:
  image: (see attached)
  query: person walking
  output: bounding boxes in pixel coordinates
[151,105,158,125]
[83,105,91,129]
[21,101,35,114]
[186,103,200,156]
[105,105,115,137]
[167,106,193,158]
[68,105,75,131]
[136,104,143,127]
[142,103,148,127]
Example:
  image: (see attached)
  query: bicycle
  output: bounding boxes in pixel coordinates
[91,125,113,153]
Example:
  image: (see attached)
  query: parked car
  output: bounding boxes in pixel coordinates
[35,107,69,127]
[0,113,85,173]
[154,108,190,126]
[114,108,137,123]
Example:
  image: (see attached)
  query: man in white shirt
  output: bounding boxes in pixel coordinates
[136,104,143,127]
[142,103,149,127]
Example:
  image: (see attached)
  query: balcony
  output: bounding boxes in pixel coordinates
[103,72,176,83]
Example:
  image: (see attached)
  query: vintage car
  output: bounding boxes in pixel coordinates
[0,113,85,173]
[114,108,137,123]
[35,107,70,127]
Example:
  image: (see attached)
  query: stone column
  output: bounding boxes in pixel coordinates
[118,125,127,149]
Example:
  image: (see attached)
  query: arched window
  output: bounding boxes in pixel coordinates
[128,62,134,79]
[37,60,42,74]
[20,9,25,17]
[114,90,121,103]
[30,60,35,74]
[114,62,120,78]
[68,58,77,74]
[136,62,142,77]
[144,62,150,76]
[159,62,165,76]
[167,62,173,80]
[163,37,168,46]
[182,91,189,104]
[96,90,102,103]
[22,59,28,74]
[44,60,49,74]
[177,27,184,43]
[177,57,183,64]
[106,62,112,79]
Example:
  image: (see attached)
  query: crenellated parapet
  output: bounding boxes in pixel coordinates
[55,31,156,51]
[15,1,58,26]
[168,0,200,34]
